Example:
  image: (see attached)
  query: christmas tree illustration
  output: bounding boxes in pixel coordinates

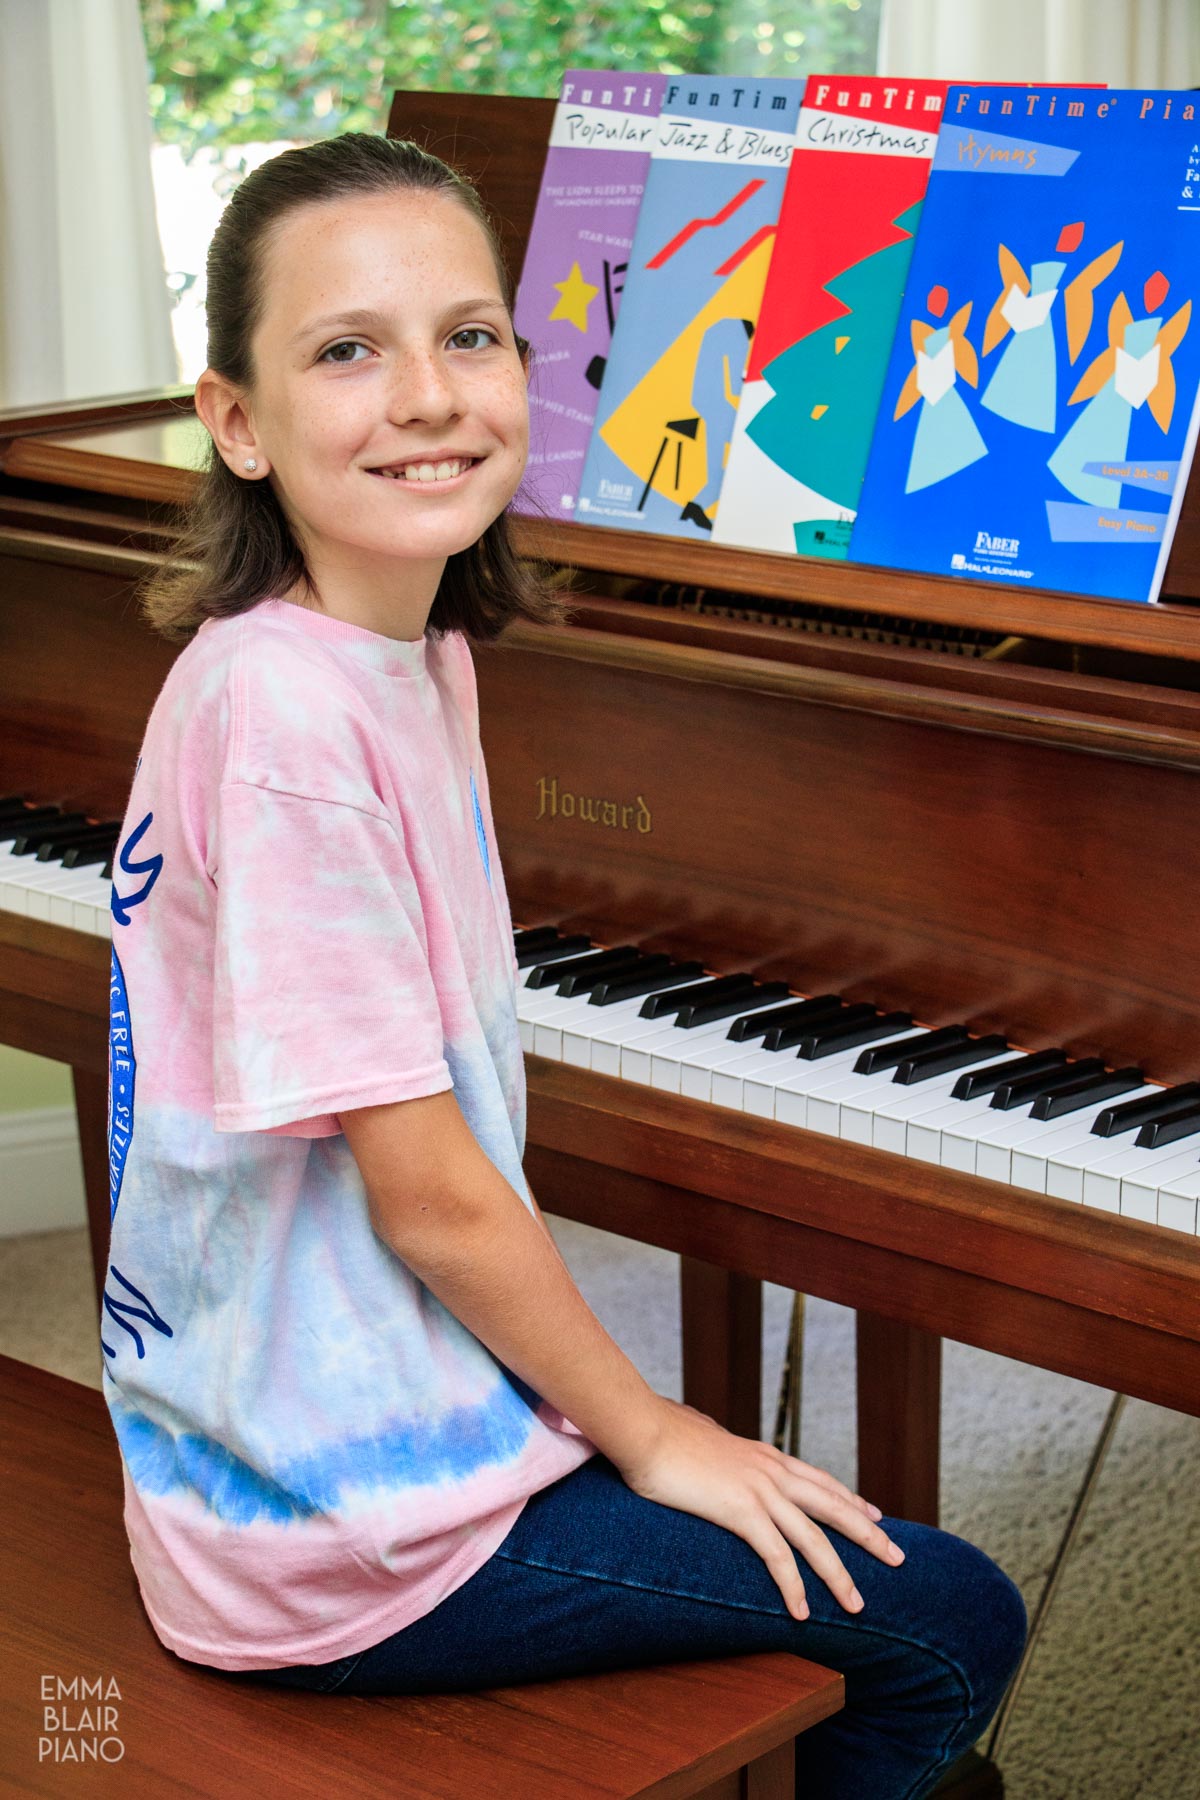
[746,201,923,556]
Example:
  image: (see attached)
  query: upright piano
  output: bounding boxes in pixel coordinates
[2,92,1199,1549]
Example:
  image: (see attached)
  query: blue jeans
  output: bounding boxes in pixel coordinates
[245,1456,1026,1800]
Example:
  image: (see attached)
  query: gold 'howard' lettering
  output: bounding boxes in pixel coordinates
[536,776,652,834]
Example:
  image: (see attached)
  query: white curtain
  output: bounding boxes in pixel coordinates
[0,0,177,410]
[877,0,1200,88]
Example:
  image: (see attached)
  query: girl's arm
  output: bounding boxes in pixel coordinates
[341,1088,906,1621]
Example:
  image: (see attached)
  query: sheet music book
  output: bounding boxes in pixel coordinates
[575,72,803,540]
[512,70,666,521]
[852,85,1200,604]
[713,75,947,558]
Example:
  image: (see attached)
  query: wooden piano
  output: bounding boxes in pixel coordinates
[3,91,1200,1557]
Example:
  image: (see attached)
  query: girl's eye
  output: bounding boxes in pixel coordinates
[449,327,498,351]
[320,340,370,364]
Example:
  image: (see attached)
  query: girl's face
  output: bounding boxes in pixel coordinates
[242,187,529,619]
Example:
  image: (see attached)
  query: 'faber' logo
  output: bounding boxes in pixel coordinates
[110,813,163,927]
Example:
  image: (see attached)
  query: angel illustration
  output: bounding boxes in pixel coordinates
[1047,271,1192,508]
[980,225,1123,433]
[894,285,987,493]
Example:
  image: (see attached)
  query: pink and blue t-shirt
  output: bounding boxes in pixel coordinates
[101,596,593,1670]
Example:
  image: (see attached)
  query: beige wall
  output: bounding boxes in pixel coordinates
[0,1045,74,1112]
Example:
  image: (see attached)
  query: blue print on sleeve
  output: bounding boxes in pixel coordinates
[111,811,163,927]
[108,949,136,1220]
[470,770,492,884]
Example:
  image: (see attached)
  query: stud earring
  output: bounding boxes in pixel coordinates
[244,457,258,472]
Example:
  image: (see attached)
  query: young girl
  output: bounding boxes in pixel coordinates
[103,131,1025,1797]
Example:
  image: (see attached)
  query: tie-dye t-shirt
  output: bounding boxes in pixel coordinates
[101,596,594,1671]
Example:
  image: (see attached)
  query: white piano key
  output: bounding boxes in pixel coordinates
[516,982,586,1024]
[0,846,111,933]
[538,990,665,1063]
[681,1033,784,1102]
[841,1054,1014,1157]
[753,1028,923,1125]
[1082,1130,1200,1214]
[560,995,666,1068]
[940,1085,1153,1182]
[1118,1144,1200,1225]
[582,993,739,1077]
[623,1019,738,1088]
[1009,1119,1110,1192]
[1156,1164,1200,1234]
[868,1078,990,1157]
[903,1065,1025,1162]
[801,1034,936,1137]
[1045,1118,1191,1203]
[12,866,91,923]
[840,1075,984,1156]
[1003,1087,1163,1191]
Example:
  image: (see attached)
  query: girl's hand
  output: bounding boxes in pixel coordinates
[616,1397,906,1621]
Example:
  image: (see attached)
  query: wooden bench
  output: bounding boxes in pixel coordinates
[1,1354,843,1797]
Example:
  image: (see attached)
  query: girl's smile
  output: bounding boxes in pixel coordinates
[367,454,483,486]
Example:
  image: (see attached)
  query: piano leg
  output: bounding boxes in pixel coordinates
[679,1256,762,1440]
[856,1312,941,1527]
[71,1067,109,1313]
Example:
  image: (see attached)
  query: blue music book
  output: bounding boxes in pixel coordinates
[851,86,1200,603]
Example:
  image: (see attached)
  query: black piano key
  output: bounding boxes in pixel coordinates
[59,829,119,868]
[589,961,706,1006]
[0,810,67,842]
[10,813,89,853]
[1091,1081,1200,1138]
[513,926,561,952]
[990,1057,1106,1111]
[765,1001,876,1053]
[677,982,790,1030]
[854,1025,969,1076]
[894,1034,1010,1085]
[794,1011,913,1061]
[1030,1066,1145,1121]
[530,946,639,992]
[519,937,595,976]
[1135,1102,1200,1149]
[62,842,117,870]
[557,949,658,997]
[0,802,60,828]
[639,975,754,1020]
[951,1049,1068,1102]
[727,995,842,1043]
[35,826,117,862]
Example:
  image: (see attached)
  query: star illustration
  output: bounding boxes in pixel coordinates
[548,260,599,333]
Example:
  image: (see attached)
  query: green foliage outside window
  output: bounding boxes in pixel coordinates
[140,0,880,159]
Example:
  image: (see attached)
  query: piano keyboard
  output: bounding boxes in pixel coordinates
[5,796,1197,1238]
[513,928,1200,1239]
[0,797,115,937]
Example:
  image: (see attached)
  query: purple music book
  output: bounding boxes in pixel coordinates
[513,69,666,519]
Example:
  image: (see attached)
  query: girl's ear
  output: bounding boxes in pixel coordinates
[194,368,269,479]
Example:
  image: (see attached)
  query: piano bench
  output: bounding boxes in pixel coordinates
[2,1354,844,1798]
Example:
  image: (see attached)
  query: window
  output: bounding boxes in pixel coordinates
[141,0,881,381]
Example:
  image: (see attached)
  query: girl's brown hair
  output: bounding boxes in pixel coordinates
[141,132,566,643]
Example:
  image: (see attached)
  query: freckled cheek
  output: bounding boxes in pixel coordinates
[486,375,529,451]
[289,392,373,467]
